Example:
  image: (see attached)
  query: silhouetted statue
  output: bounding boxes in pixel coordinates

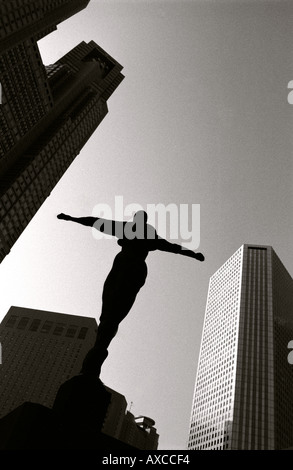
[57,210,204,376]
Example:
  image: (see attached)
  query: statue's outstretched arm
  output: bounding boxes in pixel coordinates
[156,237,205,262]
[57,213,124,236]
[57,213,98,227]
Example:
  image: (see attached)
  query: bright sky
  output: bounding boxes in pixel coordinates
[0,0,292,450]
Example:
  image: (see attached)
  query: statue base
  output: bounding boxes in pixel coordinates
[0,375,136,449]
[51,373,111,435]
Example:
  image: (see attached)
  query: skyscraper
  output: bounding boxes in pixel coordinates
[0,1,124,262]
[188,244,293,450]
[0,306,97,417]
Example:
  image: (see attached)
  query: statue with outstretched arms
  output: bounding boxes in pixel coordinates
[57,210,204,376]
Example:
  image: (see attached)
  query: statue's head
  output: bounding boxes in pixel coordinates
[133,210,148,225]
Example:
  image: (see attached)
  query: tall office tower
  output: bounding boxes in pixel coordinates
[187,244,293,450]
[0,1,124,262]
[0,306,97,418]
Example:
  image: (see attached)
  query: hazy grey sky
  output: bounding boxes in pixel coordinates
[0,0,292,449]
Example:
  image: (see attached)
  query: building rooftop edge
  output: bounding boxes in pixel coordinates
[4,306,98,325]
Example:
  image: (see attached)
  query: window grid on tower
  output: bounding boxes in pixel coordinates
[188,246,243,450]
[0,308,97,416]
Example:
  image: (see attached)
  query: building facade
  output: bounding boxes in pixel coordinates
[0,1,124,262]
[120,413,159,450]
[188,244,293,450]
[103,387,159,450]
[0,0,91,54]
[0,306,97,418]
[0,306,159,449]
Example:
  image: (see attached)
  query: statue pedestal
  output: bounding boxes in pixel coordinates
[51,374,111,446]
[0,375,137,450]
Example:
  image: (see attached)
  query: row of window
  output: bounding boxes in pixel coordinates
[210,248,243,285]
[4,315,89,340]
[0,118,73,248]
[0,56,110,259]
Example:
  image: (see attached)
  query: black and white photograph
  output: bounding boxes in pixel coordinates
[0,0,292,457]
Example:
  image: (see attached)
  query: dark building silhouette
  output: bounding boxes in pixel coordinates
[0,1,124,262]
[0,401,143,450]
[0,306,159,449]
[0,306,97,417]
[103,387,159,450]
[0,0,91,53]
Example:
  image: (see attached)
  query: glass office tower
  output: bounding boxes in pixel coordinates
[188,245,293,450]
